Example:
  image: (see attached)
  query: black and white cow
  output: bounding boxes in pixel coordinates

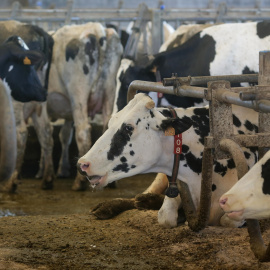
[0,35,46,184]
[78,93,258,228]
[41,22,123,190]
[219,150,270,221]
[0,35,46,102]
[0,21,54,192]
[114,21,270,113]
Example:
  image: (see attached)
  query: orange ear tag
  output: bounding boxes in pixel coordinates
[165,127,175,136]
[23,56,31,65]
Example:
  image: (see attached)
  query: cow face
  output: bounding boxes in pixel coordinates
[0,36,47,102]
[78,93,192,188]
[219,151,270,220]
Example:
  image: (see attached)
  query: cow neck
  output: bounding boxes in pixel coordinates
[165,107,182,198]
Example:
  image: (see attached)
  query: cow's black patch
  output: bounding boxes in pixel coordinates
[182,144,189,153]
[184,152,202,174]
[85,34,96,65]
[131,165,136,169]
[212,184,217,192]
[150,110,155,118]
[107,123,133,160]
[65,38,80,61]
[191,112,209,145]
[130,151,135,156]
[136,118,141,125]
[146,123,150,130]
[120,156,127,163]
[244,151,251,160]
[160,109,171,118]
[244,120,256,132]
[233,114,241,128]
[257,21,270,39]
[227,159,235,169]
[214,161,227,177]
[99,36,106,46]
[242,66,257,75]
[83,64,89,75]
[113,163,129,173]
[238,130,244,134]
[262,159,270,195]
[129,144,132,147]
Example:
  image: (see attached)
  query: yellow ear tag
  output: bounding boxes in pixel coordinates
[23,56,31,65]
[165,127,175,136]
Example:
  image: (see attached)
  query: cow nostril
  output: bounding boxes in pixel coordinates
[80,162,90,172]
[219,197,228,206]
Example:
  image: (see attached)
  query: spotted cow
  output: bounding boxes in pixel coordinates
[39,22,123,190]
[78,93,258,228]
[0,20,54,192]
[0,35,46,184]
[219,150,270,221]
[114,21,270,113]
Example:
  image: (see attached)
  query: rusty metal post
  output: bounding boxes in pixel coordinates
[178,147,213,232]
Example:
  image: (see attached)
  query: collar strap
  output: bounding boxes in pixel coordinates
[165,107,181,198]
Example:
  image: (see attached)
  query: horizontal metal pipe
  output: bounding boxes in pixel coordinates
[128,80,270,113]
[163,74,258,87]
[127,80,174,102]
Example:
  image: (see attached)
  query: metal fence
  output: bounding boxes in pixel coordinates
[1,1,270,53]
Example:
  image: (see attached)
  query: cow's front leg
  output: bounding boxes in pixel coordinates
[31,103,55,189]
[134,173,168,210]
[57,120,73,178]
[72,108,92,191]
[158,194,182,228]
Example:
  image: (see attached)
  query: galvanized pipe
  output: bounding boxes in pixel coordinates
[163,74,258,86]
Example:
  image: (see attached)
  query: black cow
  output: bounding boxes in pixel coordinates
[0,35,46,102]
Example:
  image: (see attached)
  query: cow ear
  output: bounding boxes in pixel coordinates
[14,50,45,66]
[160,117,193,135]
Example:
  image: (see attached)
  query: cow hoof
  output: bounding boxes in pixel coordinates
[72,179,88,191]
[134,193,165,210]
[1,182,18,193]
[90,198,135,219]
[41,181,54,190]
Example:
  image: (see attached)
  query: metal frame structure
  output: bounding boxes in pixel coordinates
[127,51,270,261]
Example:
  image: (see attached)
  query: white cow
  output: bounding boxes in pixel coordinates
[78,93,258,228]
[35,22,123,190]
[220,150,270,221]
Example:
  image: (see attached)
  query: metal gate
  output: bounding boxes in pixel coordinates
[127,51,270,261]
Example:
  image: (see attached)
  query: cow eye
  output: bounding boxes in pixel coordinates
[125,125,134,132]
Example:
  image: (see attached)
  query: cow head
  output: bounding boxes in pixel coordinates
[78,93,192,188]
[219,151,270,220]
[0,36,47,102]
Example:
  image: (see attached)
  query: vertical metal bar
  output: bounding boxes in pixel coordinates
[151,9,162,54]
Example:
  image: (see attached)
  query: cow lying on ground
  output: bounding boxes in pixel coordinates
[78,93,258,228]
[219,150,270,221]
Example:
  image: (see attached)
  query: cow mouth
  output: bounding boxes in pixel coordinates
[226,209,244,220]
[85,174,107,188]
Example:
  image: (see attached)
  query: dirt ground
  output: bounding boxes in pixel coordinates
[1,127,270,270]
[1,204,270,270]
